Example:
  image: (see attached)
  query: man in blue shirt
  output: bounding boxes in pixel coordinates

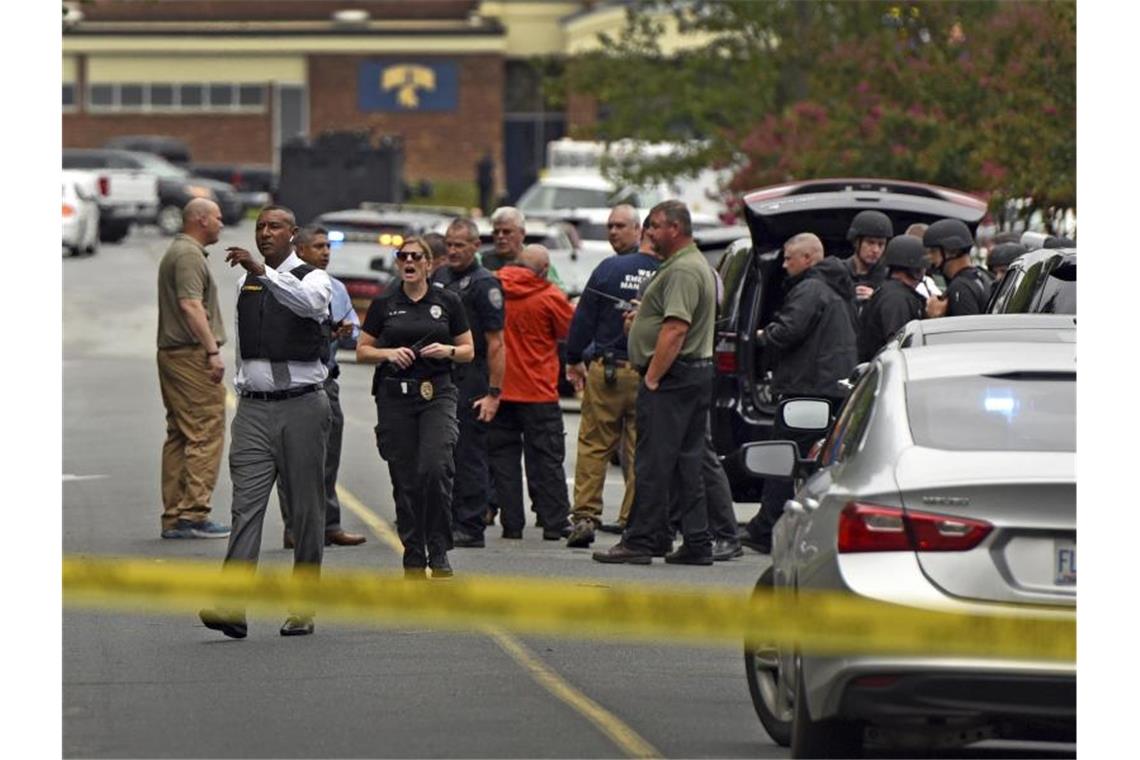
[563,204,659,547]
[280,225,367,548]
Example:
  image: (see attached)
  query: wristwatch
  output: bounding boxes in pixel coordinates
[487,386,502,398]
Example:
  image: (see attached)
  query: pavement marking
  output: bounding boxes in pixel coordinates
[485,626,662,759]
[334,480,662,759]
[336,484,404,554]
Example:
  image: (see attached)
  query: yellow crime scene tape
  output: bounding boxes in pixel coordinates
[62,555,1074,662]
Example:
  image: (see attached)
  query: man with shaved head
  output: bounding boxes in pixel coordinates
[489,244,576,540]
[739,231,858,554]
[155,198,230,540]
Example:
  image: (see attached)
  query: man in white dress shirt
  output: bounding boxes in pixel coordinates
[199,205,332,639]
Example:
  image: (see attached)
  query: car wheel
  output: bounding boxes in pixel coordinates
[790,657,864,759]
[99,221,130,243]
[157,205,183,236]
[744,567,792,746]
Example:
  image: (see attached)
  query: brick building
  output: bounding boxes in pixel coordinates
[62,0,650,201]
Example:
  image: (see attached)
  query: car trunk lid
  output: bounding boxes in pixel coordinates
[742,179,986,253]
[894,448,1075,608]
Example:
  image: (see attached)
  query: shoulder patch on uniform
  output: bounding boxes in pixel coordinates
[488,288,503,310]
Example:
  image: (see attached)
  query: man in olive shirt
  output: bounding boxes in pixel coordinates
[156,198,231,539]
[593,200,717,566]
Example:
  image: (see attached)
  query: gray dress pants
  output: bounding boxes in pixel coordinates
[224,390,331,611]
[277,378,345,533]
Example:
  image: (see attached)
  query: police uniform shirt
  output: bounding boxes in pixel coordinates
[362,284,469,394]
[945,267,993,316]
[233,251,332,393]
[433,263,504,363]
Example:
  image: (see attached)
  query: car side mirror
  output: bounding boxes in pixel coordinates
[740,441,798,480]
[778,398,832,434]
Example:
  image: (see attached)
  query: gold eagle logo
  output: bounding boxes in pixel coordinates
[381,64,436,109]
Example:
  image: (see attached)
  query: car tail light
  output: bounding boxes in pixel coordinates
[343,280,384,300]
[62,203,76,218]
[714,333,737,373]
[98,176,110,197]
[837,502,992,553]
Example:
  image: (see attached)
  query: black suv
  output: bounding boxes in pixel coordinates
[987,247,1076,315]
[711,179,987,500]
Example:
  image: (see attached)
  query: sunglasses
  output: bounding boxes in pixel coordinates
[395,250,426,262]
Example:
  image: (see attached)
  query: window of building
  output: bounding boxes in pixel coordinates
[208,83,234,108]
[239,84,265,107]
[63,83,76,110]
[120,83,145,108]
[179,84,204,107]
[89,84,115,109]
[150,84,174,108]
[83,82,268,113]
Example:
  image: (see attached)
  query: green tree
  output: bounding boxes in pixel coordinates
[564,1,1075,229]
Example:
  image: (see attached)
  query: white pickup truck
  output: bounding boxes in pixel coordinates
[62,149,159,242]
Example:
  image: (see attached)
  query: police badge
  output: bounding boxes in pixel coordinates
[430,304,443,319]
[419,380,434,400]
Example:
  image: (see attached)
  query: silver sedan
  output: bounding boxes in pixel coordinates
[744,341,1076,757]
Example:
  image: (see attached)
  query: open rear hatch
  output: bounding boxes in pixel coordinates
[741,178,987,254]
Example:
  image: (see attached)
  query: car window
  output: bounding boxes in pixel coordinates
[1004,261,1045,313]
[988,267,1022,313]
[819,367,879,467]
[107,153,141,170]
[575,221,608,240]
[1033,275,1076,314]
[717,244,752,322]
[906,373,1075,452]
[63,153,107,170]
[924,329,1075,345]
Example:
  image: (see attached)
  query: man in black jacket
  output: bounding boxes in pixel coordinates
[740,233,858,553]
[857,235,929,362]
[923,218,992,317]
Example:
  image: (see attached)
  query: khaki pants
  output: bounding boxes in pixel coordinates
[157,347,226,530]
[571,360,639,527]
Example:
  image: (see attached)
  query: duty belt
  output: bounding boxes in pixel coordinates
[239,383,324,402]
[633,357,713,376]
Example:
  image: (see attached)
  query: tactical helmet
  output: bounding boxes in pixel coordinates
[846,210,893,243]
[987,242,1028,271]
[883,235,927,270]
[1044,235,1076,249]
[922,218,974,254]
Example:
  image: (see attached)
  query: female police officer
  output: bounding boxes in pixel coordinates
[357,237,474,578]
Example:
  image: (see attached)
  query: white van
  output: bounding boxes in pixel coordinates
[516,139,731,219]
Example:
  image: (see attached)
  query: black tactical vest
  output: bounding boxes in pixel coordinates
[237,264,330,363]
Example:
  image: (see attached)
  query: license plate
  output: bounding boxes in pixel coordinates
[1054,540,1076,585]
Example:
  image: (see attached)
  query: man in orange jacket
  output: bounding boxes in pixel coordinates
[489,244,576,540]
